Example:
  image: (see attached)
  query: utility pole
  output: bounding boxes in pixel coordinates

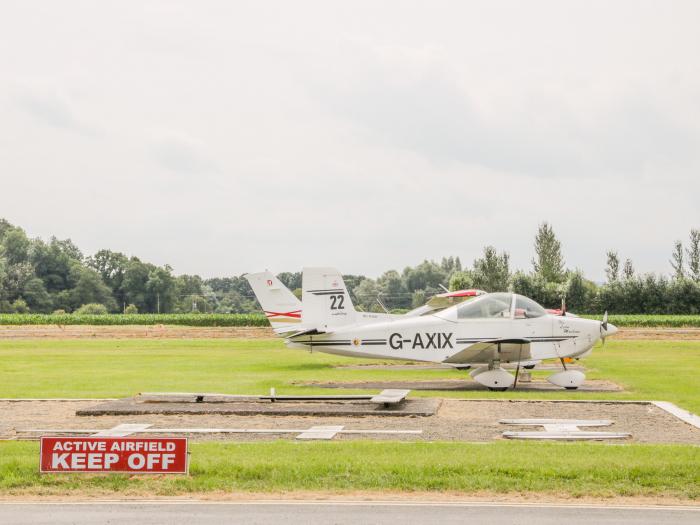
[157,292,160,314]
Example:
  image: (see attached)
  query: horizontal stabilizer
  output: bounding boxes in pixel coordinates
[286,327,327,339]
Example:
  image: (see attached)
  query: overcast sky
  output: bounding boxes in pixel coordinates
[1,1,699,281]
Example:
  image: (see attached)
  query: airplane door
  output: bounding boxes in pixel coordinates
[512,295,553,339]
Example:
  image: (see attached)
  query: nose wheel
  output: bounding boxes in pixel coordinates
[547,358,585,389]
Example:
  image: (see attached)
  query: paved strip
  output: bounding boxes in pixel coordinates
[0,501,698,525]
[652,401,700,429]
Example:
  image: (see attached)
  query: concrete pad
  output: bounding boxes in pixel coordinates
[296,425,344,440]
[76,397,441,417]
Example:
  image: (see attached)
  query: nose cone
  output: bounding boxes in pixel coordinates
[605,323,618,337]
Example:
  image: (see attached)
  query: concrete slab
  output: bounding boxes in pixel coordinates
[500,418,632,440]
[296,425,344,440]
[76,397,441,417]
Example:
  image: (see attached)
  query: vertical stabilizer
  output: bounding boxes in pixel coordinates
[302,267,357,330]
[244,271,302,332]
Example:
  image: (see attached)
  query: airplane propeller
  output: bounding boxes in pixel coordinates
[600,311,609,345]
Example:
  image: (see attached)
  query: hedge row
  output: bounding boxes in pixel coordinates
[0,313,269,327]
[580,314,700,327]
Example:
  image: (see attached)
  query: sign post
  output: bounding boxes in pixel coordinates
[40,437,189,474]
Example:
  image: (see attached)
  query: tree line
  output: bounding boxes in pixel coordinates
[0,218,699,314]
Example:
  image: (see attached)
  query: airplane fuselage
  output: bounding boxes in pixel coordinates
[289,313,604,364]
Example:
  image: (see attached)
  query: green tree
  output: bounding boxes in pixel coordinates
[623,258,635,280]
[449,271,475,291]
[87,249,129,306]
[670,240,684,279]
[2,229,30,265]
[532,222,565,283]
[686,229,700,282]
[472,246,510,292]
[605,251,620,283]
[565,271,597,312]
[0,219,17,242]
[377,270,409,309]
[120,258,150,310]
[74,303,108,315]
[403,261,448,292]
[70,268,118,311]
[22,277,53,313]
[11,298,29,313]
[277,272,302,291]
[353,278,380,311]
[146,266,176,313]
[124,303,138,314]
[31,237,83,295]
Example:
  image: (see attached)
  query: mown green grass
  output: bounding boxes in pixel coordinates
[0,338,699,412]
[1,440,698,498]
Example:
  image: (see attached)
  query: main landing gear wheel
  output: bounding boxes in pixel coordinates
[470,366,515,390]
[547,370,586,389]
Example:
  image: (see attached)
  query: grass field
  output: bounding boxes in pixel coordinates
[1,337,698,500]
[1,440,698,499]
[1,338,699,412]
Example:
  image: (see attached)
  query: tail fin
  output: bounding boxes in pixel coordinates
[244,271,302,333]
[302,267,357,330]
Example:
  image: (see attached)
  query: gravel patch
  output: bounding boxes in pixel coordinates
[2,399,698,444]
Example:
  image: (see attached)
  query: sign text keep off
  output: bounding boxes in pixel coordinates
[40,437,188,474]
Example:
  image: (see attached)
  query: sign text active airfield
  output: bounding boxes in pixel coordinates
[40,437,188,474]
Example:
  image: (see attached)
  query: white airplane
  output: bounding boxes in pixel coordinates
[246,268,617,390]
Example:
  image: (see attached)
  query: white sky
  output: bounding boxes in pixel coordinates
[1,1,699,281]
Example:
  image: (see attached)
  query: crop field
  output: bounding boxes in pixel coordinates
[2,313,700,327]
[0,337,698,500]
[0,313,269,326]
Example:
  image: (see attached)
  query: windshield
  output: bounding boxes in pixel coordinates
[457,293,512,319]
[514,294,547,318]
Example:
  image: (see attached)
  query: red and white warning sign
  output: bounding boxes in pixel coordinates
[40,437,188,474]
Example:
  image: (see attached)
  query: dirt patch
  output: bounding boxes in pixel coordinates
[615,328,700,340]
[0,491,698,506]
[0,325,275,339]
[301,379,622,392]
[2,399,698,444]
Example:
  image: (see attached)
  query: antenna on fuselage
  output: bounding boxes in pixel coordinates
[376,296,390,314]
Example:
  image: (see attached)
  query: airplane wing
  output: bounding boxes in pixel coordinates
[443,339,531,364]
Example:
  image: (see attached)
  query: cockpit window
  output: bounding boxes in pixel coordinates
[514,294,547,318]
[457,293,512,319]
